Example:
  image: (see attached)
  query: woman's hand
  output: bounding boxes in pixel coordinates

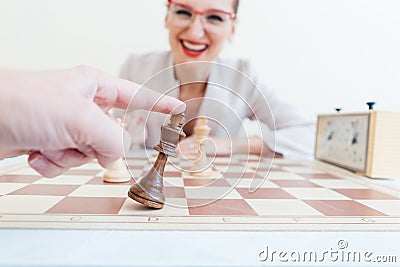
[177,135,274,158]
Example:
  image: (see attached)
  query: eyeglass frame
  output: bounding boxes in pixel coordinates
[166,0,237,24]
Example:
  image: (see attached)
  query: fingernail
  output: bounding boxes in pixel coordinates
[173,102,186,114]
[29,155,48,170]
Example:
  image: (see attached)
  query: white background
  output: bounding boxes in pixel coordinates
[1,0,399,115]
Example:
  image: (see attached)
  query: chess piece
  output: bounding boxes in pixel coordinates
[190,116,213,176]
[103,157,131,183]
[366,101,376,110]
[103,118,131,183]
[128,113,186,209]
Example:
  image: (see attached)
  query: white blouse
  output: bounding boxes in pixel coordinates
[115,51,316,158]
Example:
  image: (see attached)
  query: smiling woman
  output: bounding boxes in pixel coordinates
[115,0,316,159]
[166,0,237,62]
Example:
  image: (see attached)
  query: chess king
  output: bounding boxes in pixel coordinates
[128,113,186,209]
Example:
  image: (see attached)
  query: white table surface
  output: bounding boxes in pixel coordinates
[0,230,399,267]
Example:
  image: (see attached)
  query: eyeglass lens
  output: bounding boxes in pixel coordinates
[169,3,232,28]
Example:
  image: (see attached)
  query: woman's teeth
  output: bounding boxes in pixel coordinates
[182,41,207,51]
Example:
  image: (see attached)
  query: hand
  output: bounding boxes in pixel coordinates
[177,136,233,159]
[177,135,274,158]
[0,66,185,177]
[177,135,199,160]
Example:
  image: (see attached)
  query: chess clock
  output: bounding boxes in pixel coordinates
[315,103,400,179]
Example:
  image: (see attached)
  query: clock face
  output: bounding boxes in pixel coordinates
[315,113,370,172]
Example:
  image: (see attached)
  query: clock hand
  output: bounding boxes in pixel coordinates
[352,132,358,145]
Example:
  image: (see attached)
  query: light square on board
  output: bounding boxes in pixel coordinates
[68,185,128,197]
[296,173,342,179]
[213,164,254,173]
[127,169,145,178]
[119,198,189,216]
[245,199,323,216]
[265,172,306,180]
[183,178,231,187]
[0,183,28,195]
[184,186,242,199]
[163,177,185,187]
[125,160,151,167]
[7,168,41,175]
[309,179,370,189]
[283,188,351,200]
[181,171,223,179]
[357,200,400,216]
[212,157,240,164]
[226,178,279,189]
[64,169,101,176]
[0,195,64,214]
[245,160,276,170]
[272,180,321,188]
[332,189,398,200]
[222,172,261,179]
[281,166,324,174]
[71,162,101,170]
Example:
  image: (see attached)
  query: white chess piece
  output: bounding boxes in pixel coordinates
[190,116,214,176]
[103,118,132,183]
[103,157,132,183]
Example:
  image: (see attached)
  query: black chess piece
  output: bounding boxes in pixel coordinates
[366,102,376,110]
[128,113,185,209]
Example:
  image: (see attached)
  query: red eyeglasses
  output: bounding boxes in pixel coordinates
[167,0,236,31]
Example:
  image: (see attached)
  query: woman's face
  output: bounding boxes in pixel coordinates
[165,0,236,65]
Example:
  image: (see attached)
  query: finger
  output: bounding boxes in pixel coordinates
[41,148,94,169]
[28,152,68,178]
[76,100,125,168]
[177,142,198,159]
[0,150,27,160]
[96,69,186,114]
[180,138,198,150]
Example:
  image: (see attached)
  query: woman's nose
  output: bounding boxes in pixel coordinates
[185,15,206,39]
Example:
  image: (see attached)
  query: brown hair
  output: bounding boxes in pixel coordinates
[233,0,240,15]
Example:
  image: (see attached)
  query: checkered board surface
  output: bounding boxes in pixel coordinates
[0,151,399,230]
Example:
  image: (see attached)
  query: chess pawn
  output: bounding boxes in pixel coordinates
[103,157,131,183]
[190,116,213,176]
[103,117,132,183]
[128,113,185,209]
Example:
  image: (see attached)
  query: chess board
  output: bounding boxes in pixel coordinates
[0,151,399,231]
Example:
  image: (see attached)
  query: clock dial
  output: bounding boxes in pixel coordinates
[316,114,370,172]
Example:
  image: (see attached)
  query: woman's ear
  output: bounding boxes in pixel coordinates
[164,14,169,29]
[232,17,238,35]
[228,18,238,42]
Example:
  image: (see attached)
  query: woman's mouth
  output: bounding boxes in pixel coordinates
[180,40,208,57]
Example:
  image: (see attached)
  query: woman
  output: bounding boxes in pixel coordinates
[118,0,315,158]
